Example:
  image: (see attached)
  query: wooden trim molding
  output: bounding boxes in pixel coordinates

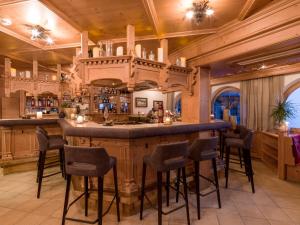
[283,77,300,99]
[211,86,240,112]
[210,62,300,86]
[238,0,257,20]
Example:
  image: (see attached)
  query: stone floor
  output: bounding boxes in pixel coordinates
[0,160,300,225]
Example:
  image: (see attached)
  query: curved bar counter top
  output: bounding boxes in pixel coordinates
[58,119,230,139]
[59,119,230,215]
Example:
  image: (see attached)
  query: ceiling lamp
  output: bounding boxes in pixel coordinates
[1,18,12,26]
[24,24,54,45]
[185,0,214,25]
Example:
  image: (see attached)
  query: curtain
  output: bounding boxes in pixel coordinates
[240,76,284,131]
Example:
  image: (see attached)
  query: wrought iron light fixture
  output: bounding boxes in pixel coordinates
[24,24,54,45]
[185,0,214,25]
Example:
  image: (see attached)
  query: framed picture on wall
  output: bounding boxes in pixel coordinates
[135,97,148,107]
[153,100,163,110]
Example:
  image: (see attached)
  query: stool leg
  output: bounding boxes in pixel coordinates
[36,151,42,183]
[140,163,146,220]
[37,151,46,198]
[59,148,65,178]
[182,167,191,225]
[225,146,230,189]
[238,148,243,168]
[157,171,163,225]
[175,168,181,203]
[84,176,89,217]
[245,149,255,193]
[212,158,221,208]
[98,177,104,225]
[61,174,71,225]
[113,164,120,222]
[166,171,170,207]
[194,161,200,220]
[221,135,225,159]
[242,148,250,182]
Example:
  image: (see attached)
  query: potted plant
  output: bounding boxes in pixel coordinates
[60,102,76,119]
[271,99,296,131]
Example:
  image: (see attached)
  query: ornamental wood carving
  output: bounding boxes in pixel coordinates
[78,55,194,94]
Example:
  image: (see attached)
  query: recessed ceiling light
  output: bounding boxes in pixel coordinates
[205,8,214,16]
[46,37,54,45]
[1,18,12,26]
[185,10,194,19]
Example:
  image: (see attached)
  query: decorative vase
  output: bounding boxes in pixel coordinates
[223,109,230,122]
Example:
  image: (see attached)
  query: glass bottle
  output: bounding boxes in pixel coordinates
[149,51,155,61]
[142,48,147,59]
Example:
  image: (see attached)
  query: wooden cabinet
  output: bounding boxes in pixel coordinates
[260,132,279,171]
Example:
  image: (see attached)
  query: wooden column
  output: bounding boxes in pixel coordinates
[4,58,11,77]
[181,67,211,123]
[0,127,13,160]
[126,25,135,55]
[81,31,89,58]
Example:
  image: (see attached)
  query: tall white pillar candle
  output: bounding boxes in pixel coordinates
[36,112,43,119]
[93,47,100,58]
[180,57,186,67]
[135,44,142,58]
[157,48,163,62]
[116,46,124,56]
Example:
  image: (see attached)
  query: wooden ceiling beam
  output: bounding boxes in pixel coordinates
[210,62,300,86]
[142,0,162,35]
[39,0,83,32]
[44,28,217,50]
[238,0,257,20]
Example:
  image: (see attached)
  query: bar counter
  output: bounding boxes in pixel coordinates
[60,119,230,215]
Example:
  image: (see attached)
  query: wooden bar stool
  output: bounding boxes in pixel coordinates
[36,126,67,198]
[224,126,255,193]
[140,141,190,225]
[61,145,120,225]
[186,137,221,220]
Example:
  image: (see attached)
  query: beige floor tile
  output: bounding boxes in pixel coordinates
[235,202,264,219]
[0,206,10,217]
[268,219,297,225]
[14,213,49,225]
[282,208,300,224]
[217,213,244,225]
[242,217,270,225]
[0,209,27,225]
[192,214,219,225]
[257,205,293,223]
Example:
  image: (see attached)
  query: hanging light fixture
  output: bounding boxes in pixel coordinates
[185,0,214,25]
[24,24,54,45]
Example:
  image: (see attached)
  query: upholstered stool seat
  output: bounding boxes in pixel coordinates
[224,126,255,193]
[140,141,190,225]
[180,137,221,220]
[36,126,67,199]
[62,145,120,225]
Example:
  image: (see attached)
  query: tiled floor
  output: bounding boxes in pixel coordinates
[0,161,300,225]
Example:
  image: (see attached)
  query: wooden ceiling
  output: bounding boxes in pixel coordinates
[0,0,274,69]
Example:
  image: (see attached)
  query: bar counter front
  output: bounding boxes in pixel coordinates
[58,119,230,215]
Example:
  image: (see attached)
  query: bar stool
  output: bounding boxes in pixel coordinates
[140,141,190,225]
[224,126,255,193]
[186,137,221,220]
[221,126,243,168]
[61,145,120,225]
[36,126,67,198]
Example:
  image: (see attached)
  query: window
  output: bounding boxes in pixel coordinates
[213,91,240,124]
[286,88,300,128]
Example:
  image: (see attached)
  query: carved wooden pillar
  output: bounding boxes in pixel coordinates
[160,39,169,64]
[56,64,61,81]
[181,67,211,123]
[33,60,38,80]
[0,127,13,160]
[81,31,89,58]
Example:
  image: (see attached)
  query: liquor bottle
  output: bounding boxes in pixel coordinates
[31,97,35,107]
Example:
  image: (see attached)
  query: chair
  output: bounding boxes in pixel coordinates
[140,141,190,225]
[36,126,67,198]
[186,137,221,219]
[61,145,120,225]
[224,126,255,193]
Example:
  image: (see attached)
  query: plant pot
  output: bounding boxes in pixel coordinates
[64,108,77,119]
